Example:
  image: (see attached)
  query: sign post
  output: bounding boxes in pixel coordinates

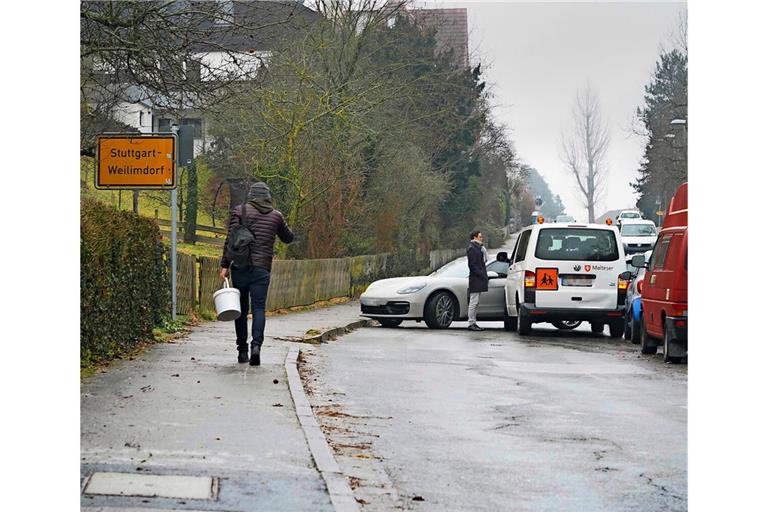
[170,126,180,320]
[95,132,178,319]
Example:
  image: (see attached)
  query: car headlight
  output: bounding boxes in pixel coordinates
[397,283,427,294]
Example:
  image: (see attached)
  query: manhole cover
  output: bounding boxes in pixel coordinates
[83,472,217,500]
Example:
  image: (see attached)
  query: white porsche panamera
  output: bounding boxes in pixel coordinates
[359,253,514,329]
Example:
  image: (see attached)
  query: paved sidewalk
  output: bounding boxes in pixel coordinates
[81,301,364,512]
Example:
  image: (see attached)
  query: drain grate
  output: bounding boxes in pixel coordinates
[83,472,218,500]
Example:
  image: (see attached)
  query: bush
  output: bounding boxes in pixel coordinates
[81,197,169,366]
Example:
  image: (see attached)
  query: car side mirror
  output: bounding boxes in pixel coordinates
[630,254,646,268]
[619,270,632,281]
[487,271,500,279]
[496,251,509,263]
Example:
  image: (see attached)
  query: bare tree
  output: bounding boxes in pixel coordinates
[561,86,610,223]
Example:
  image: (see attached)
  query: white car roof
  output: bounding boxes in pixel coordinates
[619,219,656,225]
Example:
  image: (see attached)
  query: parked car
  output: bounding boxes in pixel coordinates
[619,219,658,254]
[634,183,687,363]
[360,253,512,329]
[615,210,643,226]
[505,219,631,337]
[623,250,653,344]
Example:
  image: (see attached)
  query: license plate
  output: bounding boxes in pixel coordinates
[562,276,592,287]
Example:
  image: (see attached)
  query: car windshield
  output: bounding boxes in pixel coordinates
[535,228,620,261]
[620,212,641,219]
[621,224,657,236]
[431,258,469,278]
[430,257,505,278]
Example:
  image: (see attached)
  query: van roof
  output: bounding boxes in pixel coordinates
[662,182,688,230]
[528,222,618,231]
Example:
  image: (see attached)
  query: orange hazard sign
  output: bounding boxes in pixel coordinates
[95,134,176,190]
[536,268,559,290]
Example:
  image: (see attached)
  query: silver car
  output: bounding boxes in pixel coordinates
[360,254,512,329]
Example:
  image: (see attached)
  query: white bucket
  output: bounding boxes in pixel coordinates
[213,278,241,321]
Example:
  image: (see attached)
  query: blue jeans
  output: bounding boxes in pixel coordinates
[231,266,271,352]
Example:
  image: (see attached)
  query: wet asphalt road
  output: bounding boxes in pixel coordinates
[301,321,687,511]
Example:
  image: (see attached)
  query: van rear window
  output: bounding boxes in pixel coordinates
[535,228,619,261]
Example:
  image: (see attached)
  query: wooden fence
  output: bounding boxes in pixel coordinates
[174,248,461,317]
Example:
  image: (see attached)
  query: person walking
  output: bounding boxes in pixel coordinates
[220,182,294,366]
[466,230,488,332]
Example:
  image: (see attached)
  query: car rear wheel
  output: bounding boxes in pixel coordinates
[516,306,532,336]
[424,292,456,329]
[553,320,582,330]
[608,319,623,338]
[640,321,657,354]
[377,318,402,328]
[590,322,604,335]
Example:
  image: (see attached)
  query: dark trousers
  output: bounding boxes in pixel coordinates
[231,265,271,353]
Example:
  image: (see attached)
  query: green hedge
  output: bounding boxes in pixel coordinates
[81,198,169,366]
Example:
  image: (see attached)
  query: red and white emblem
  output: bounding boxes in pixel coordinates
[585,264,592,272]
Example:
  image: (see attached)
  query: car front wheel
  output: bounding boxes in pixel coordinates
[424,292,456,329]
[553,320,582,330]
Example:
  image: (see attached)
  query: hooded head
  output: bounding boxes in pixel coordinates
[248,181,271,201]
[247,182,274,213]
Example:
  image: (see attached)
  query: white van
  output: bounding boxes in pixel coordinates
[504,221,631,337]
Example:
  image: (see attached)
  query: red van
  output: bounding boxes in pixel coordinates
[633,183,687,363]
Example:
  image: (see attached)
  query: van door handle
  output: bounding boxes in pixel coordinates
[650,274,656,285]
[571,297,583,301]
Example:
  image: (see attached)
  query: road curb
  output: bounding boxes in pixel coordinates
[278,319,375,345]
[285,346,360,512]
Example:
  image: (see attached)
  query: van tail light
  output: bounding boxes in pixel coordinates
[675,319,686,328]
[618,274,630,291]
[524,270,536,288]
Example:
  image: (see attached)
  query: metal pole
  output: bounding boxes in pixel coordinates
[171,187,177,321]
[170,124,179,320]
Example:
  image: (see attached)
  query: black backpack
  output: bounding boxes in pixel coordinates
[224,203,255,268]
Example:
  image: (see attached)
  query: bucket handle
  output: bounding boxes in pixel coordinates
[223,277,230,289]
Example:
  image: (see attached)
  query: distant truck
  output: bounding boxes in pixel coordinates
[632,183,687,363]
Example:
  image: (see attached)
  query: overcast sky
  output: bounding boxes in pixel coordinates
[418,0,686,222]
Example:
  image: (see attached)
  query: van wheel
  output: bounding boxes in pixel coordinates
[608,320,623,338]
[640,321,657,354]
[378,318,402,328]
[590,322,604,335]
[424,292,456,329]
[503,307,517,332]
[663,327,684,364]
[517,307,532,336]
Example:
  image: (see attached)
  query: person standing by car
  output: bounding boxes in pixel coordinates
[466,230,489,332]
[220,182,294,366]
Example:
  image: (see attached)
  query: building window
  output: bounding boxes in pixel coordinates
[214,0,235,25]
[181,118,203,138]
[157,118,172,133]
